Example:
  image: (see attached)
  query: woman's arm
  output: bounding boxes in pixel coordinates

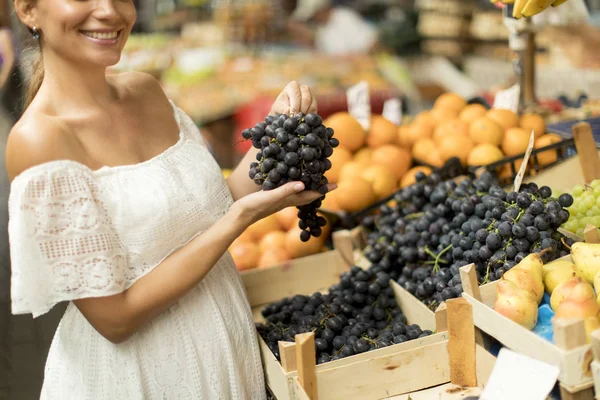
[0,31,14,89]
[8,116,332,345]
[227,81,318,201]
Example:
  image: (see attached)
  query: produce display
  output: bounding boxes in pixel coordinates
[256,265,432,365]
[401,93,563,180]
[319,112,425,213]
[244,112,336,242]
[562,180,600,237]
[361,171,574,310]
[494,239,600,344]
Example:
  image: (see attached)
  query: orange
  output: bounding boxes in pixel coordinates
[353,147,373,166]
[339,161,365,182]
[257,248,290,269]
[424,149,444,168]
[259,231,288,253]
[412,138,437,162]
[275,207,298,231]
[246,214,281,240]
[434,93,467,113]
[230,242,261,271]
[361,165,398,200]
[335,177,377,212]
[438,135,475,166]
[431,107,459,124]
[324,147,352,183]
[520,113,546,139]
[502,127,531,157]
[286,228,325,259]
[399,122,434,149]
[467,144,505,167]
[324,112,367,151]
[534,134,562,166]
[371,145,412,180]
[321,191,341,211]
[433,119,469,144]
[459,104,488,124]
[367,115,399,148]
[400,166,432,188]
[487,108,519,131]
[414,111,436,128]
[469,116,504,146]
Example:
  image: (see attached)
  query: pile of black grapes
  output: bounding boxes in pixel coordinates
[361,170,575,310]
[243,112,337,242]
[257,265,432,365]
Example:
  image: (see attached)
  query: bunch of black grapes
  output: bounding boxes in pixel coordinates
[361,171,575,310]
[257,265,432,365]
[243,112,337,242]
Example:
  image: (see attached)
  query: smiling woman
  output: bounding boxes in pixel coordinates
[6,1,326,399]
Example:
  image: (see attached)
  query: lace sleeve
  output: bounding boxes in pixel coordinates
[170,101,208,147]
[9,163,128,317]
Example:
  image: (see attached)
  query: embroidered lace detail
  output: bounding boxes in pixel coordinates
[9,103,265,399]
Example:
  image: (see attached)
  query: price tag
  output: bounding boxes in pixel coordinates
[480,348,559,400]
[513,130,535,192]
[382,98,403,126]
[493,84,521,113]
[347,81,371,131]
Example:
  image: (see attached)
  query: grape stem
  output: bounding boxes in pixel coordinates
[561,237,572,250]
[425,244,453,273]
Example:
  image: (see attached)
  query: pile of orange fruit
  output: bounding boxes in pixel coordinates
[402,93,563,178]
[229,207,330,272]
[319,113,432,213]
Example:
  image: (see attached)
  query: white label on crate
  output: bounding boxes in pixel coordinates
[513,131,536,192]
[382,98,403,126]
[347,81,371,131]
[493,84,520,113]
[480,348,559,400]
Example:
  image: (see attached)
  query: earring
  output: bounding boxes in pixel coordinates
[32,26,40,40]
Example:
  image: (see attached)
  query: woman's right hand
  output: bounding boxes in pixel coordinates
[231,181,337,227]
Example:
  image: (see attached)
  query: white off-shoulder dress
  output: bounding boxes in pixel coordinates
[8,102,266,399]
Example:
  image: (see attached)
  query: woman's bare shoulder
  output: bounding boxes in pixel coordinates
[6,111,85,181]
[113,71,172,110]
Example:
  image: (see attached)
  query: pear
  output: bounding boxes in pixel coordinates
[504,252,545,304]
[551,277,584,311]
[594,271,600,305]
[554,280,600,327]
[494,279,539,330]
[570,242,600,283]
[584,317,600,344]
[542,259,581,294]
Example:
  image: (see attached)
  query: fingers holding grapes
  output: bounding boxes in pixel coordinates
[271,81,317,116]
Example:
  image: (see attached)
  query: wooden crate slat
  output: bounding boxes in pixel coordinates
[315,341,451,400]
[243,250,348,308]
[259,336,295,399]
[390,281,436,332]
[447,298,477,387]
[462,291,593,387]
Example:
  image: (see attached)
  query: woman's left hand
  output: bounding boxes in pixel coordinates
[270,81,318,116]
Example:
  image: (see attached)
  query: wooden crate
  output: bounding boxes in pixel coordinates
[459,263,597,400]
[255,296,496,400]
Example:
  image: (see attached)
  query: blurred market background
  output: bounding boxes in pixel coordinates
[0,0,600,399]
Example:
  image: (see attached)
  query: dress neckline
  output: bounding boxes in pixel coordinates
[11,101,187,182]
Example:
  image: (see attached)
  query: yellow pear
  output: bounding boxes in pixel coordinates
[551,277,584,311]
[571,242,600,283]
[554,280,600,325]
[584,317,600,344]
[542,259,581,294]
[494,279,539,330]
[504,252,545,304]
[594,271,600,305]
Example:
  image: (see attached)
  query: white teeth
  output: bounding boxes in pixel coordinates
[83,31,118,40]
